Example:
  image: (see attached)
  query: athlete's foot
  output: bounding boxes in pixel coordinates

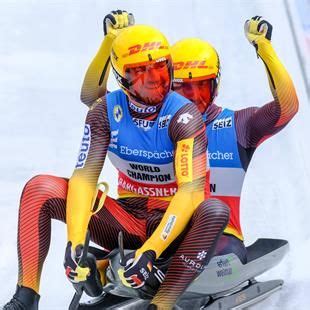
[2,286,40,310]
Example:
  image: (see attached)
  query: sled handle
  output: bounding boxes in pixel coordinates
[91,182,109,215]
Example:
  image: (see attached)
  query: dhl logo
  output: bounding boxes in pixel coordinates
[173,61,210,70]
[122,42,168,57]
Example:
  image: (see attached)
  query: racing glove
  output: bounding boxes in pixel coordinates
[103,10,135,37]
[122,250,165,290]
[64,241,103,297]
[64,242,90,283]
[244,16,273,53]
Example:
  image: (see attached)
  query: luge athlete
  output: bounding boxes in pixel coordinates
[170,16,299,262]
[3,21,229,310]
[80,13,298,265]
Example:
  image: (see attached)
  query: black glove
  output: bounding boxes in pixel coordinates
[64,242,90,283]
[64,242,103,297]
[122,250,165,290]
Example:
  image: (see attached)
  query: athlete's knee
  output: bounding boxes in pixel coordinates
[195,198,230,225]
[21,175,68,210]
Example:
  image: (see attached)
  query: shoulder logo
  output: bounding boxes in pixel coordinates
[212,116,232,130]
[113,105,123,123]
[177,113,193,125]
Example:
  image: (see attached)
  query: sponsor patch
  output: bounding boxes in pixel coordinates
[216,256,234,278]
[161,215,177,241]
[175,138,194,183]
[109,130,119,149]
[113,105,123,123]
[128,101,156,114]
[216,268,233,277]
[197,250,207,260]
[177,112,193,125]
[208,151,233,161]
[75,124,91,169]
[118,176,177,197]
[132,118,155,130]
[212,116,232,130]
[158,114,171,129]
[119,145,174,160]
[179,254,204,272]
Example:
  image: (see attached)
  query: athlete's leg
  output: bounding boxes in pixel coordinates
[214,233,247,264]
[5,175,148,310]
[151,198,229,309]
[3,174,69,310]
[17,175,68,293]
[17,180,149,292]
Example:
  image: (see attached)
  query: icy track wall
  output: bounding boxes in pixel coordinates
[0,0,309,309]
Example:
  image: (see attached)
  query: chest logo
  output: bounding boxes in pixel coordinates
[212,116,232,130]
[158,115,171,129]
[132,118,155,130]
[113,105,123,123]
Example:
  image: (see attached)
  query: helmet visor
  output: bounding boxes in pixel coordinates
[124,57,172,106]
[173,76,214,113]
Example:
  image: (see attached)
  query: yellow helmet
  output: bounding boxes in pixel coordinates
[111,25,172,103]
[171,38,221,103]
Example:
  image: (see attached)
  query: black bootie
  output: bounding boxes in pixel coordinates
[2,286,40,310]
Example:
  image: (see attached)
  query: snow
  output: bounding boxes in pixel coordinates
[0,0,310,309]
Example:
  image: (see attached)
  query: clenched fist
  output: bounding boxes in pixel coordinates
[244,16,273,49]
[103,10,135,37]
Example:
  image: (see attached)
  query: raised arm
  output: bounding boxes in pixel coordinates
[237,17,299,148]
[80,11,134,106]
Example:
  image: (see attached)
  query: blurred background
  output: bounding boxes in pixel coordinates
[0,0,309,309]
